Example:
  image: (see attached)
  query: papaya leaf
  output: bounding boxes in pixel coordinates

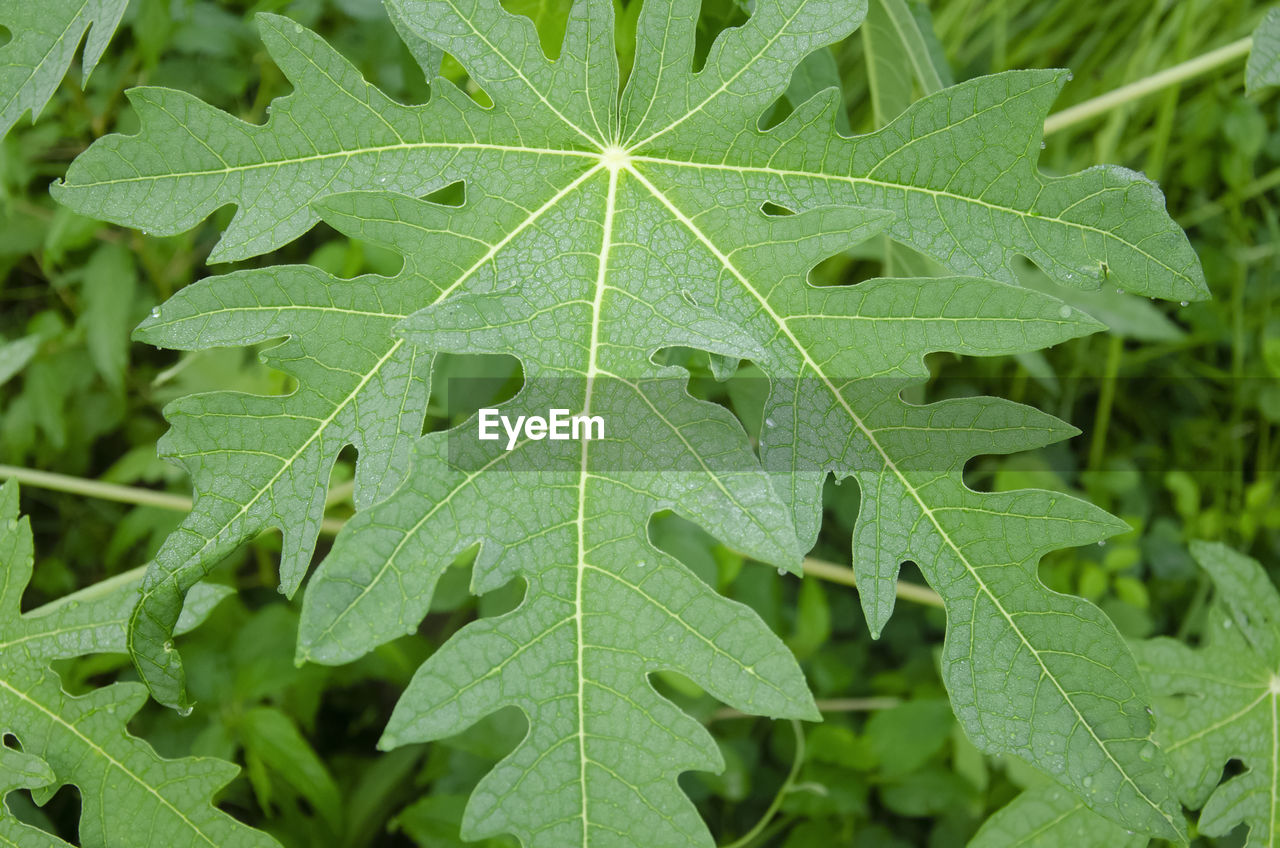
[0,0,128,139]
[1136,541,1280,846]
[50,0,1206,841]
[0,481,274,848]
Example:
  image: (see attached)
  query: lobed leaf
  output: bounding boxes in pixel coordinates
[0,481,274,848]
[0,0,127,139]
[50,0,1206,842]
[1136,542,1280,846]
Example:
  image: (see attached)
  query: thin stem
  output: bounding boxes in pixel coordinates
[0,465,346,534]
[1043,36,1253,136]
[3,465,945,603]
[802,556,944,608]
[0,464,194,512]
[325,479,356,506]
[1182,167,1280,227]
[30,565,148,615]
[719,720,805,848]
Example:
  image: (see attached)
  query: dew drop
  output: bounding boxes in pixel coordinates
[162,640,174,653]
[1223,618,1233,629]
[1057,305,1072,318]
[1180,300,1189,307]
[1040,141,1046,149]
[764,417,776,428]
[1097,540,1105,546]
[1082,775,1093,788]
[1066,72,1074,82]
[378,176,387,184]
[776,566,787,576]
[293,22,303,34]
[1139,743,1156,762]
[149,306,161,319]
[178,705,194,717]
[1115,288,1124,294]
[636,560,646,569]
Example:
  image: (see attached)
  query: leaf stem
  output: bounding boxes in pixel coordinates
[0,464,345,534]
[0,464,193,512]
[802,556,944,608]
[1043,36,1253,136]
[718,720,805,848]
[1,465,946,605]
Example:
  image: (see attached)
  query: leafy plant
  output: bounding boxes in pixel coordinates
[5,0,1277,845]
[50,0,1208,842]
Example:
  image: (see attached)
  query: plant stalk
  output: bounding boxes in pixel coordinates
[0,464,346,534]
[0,465,946,605]
[802,556,945,608]
[1043,36,1253,136]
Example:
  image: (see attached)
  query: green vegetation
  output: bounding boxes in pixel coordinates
[0,1,1276,846]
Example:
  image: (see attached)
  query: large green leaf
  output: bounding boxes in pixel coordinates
[0,481,274,848]
[51,0,1206,842]
[1136,541,1280,846]
[0,0,128,139]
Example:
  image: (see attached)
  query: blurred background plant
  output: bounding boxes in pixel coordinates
[0,0,1276,845]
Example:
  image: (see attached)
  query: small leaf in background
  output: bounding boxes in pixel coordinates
[0,334,40,387]
[237,707,343,834]
[865,699,953,780]
[79,243,137,390]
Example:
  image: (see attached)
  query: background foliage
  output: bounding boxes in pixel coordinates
[0,0,1277,845]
